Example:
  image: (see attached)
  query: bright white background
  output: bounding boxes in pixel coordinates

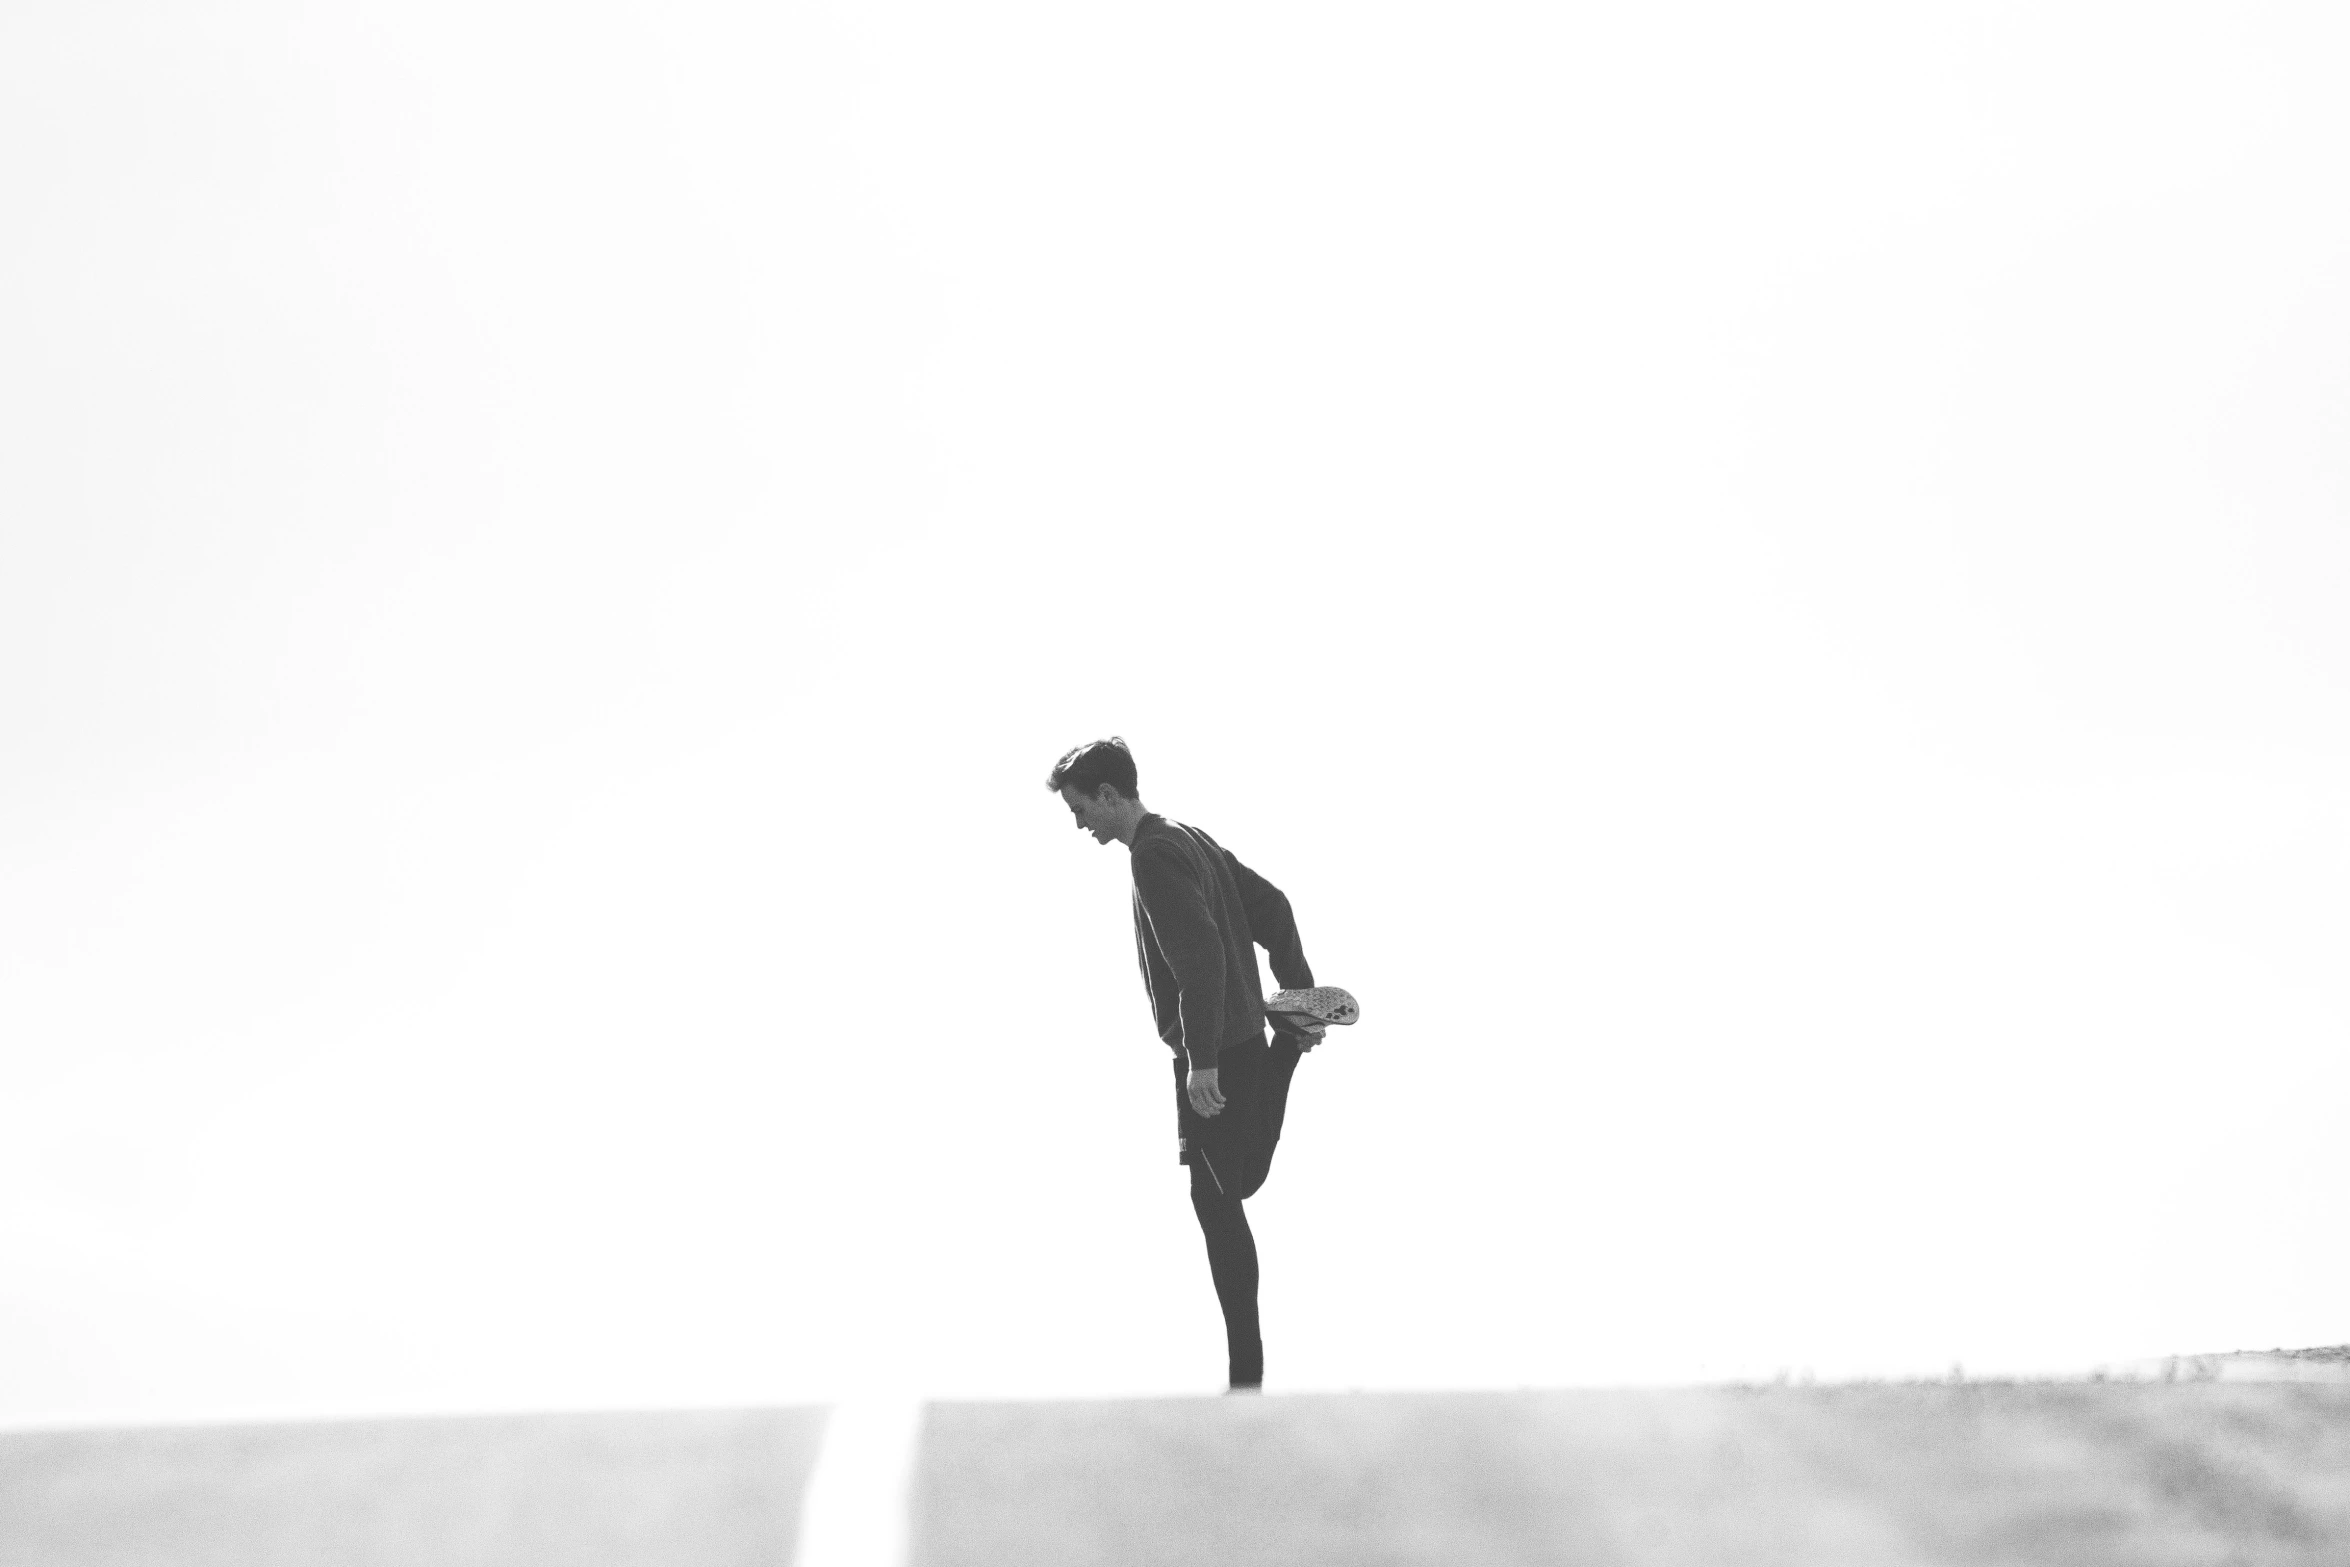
[2,0,2345,1426]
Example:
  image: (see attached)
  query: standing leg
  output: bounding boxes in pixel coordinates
[1189,1184,1263,1389]
[1175,1040,1274,1386]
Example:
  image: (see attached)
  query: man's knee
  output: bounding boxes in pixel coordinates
[1238,1147,1276,1200]
[1190,1183,1245,1234]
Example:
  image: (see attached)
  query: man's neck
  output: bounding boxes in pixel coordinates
[1113,803,1151,846]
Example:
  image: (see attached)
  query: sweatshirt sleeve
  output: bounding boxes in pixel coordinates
[1227,851,1315,992]
[1131,839,1230,1070]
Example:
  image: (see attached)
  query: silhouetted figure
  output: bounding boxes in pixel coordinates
[1048,737,1322,1391]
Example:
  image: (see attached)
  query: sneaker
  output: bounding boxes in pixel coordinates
[1266,986,1359,1027]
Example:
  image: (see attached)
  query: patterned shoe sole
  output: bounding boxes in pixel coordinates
[1266,986,1359,1026]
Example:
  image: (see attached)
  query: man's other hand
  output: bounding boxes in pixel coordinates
[1187,1068,1225,1117]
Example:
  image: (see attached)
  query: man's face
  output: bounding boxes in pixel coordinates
[1059,784,1121,845]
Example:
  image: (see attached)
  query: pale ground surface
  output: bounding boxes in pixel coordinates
[5,1365,2348,1567]
[0,1409,826,1567]
[913,1381,2350,1567]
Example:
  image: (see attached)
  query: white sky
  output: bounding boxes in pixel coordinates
[3,0,2346,1426]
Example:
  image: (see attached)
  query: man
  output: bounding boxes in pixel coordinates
[1047,735,1321,1392]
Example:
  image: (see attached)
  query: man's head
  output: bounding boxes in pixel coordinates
[1047,736,1146,846]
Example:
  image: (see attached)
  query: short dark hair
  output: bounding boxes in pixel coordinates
[1047,736,1138,801]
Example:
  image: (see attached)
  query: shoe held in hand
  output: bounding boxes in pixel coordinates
[1266,986,1358,1028]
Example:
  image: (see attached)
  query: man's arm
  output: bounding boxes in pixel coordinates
[1227,851,1313,990]
[1132,840,1230,1072]
[1227,850,1324,1047]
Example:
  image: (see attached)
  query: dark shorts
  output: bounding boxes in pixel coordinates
[1172,1030,1300,1201]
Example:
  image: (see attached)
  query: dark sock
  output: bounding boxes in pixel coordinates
[1190,1187,1262,1387]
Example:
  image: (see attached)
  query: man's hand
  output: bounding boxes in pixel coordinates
[1280,1019,1328,1052]
[1187,1068,1225,1118]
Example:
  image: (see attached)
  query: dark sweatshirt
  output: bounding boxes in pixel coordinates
[1129,814,1315,1070]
